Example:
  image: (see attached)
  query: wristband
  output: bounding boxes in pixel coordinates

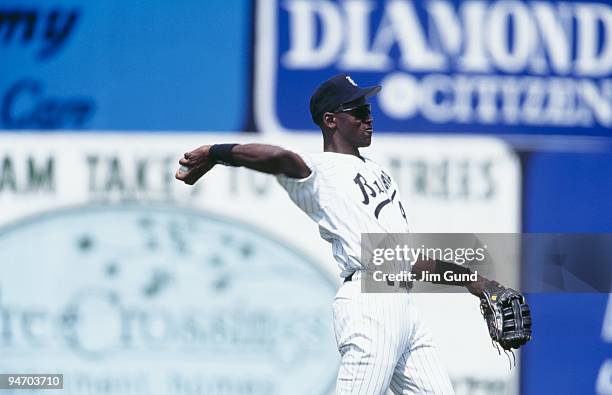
[432,259,473,285]
[209,144,239,166]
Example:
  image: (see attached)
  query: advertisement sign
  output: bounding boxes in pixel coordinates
[0,1,250,131]
[0,134,520,394]
[256,0,612,135]
[0,205,338,395]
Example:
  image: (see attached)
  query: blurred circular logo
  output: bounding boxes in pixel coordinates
[0,204,337,395]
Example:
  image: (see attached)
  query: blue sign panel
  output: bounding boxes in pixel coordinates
[522,152,612,394]
[255,0,612,135]
[524,152,612,232]
[0,1,250,131]
[521,294,612,395]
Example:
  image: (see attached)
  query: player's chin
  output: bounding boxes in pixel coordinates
[359,135,372,147]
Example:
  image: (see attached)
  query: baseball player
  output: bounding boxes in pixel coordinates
[175,74,530,394]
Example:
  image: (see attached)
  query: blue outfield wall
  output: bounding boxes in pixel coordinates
[0,0,251,131]
[3,0,611,135]
[525,153,612,232]
[522,152,612,395]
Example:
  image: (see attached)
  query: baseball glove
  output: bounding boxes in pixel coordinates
[480,281,532,351]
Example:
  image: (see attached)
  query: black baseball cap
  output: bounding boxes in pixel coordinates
[309,74,381,125]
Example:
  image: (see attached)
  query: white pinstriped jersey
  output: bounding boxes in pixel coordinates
[278,151,455,395]
[277,152,410,278]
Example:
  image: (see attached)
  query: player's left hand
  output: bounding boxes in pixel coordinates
[480,280,532,351]
[175,145,216,185]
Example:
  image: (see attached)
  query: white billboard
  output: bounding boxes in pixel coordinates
[0,134,520,394]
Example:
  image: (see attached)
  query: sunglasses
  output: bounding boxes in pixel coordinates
[334,104,372,121]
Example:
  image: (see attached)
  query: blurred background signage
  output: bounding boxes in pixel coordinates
[0,1,251,131]
[256,0,612,135]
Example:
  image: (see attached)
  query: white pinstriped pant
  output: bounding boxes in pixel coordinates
[333,278,455,395]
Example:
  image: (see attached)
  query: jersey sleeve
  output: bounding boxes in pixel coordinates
[275,153,324,217]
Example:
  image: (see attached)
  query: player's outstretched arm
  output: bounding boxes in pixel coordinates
[175,143,311,185]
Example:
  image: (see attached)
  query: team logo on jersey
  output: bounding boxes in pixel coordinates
[255,0,612,136]
[353,170,407,221]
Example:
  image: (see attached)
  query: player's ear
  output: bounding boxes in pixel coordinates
[322,112,336,129]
